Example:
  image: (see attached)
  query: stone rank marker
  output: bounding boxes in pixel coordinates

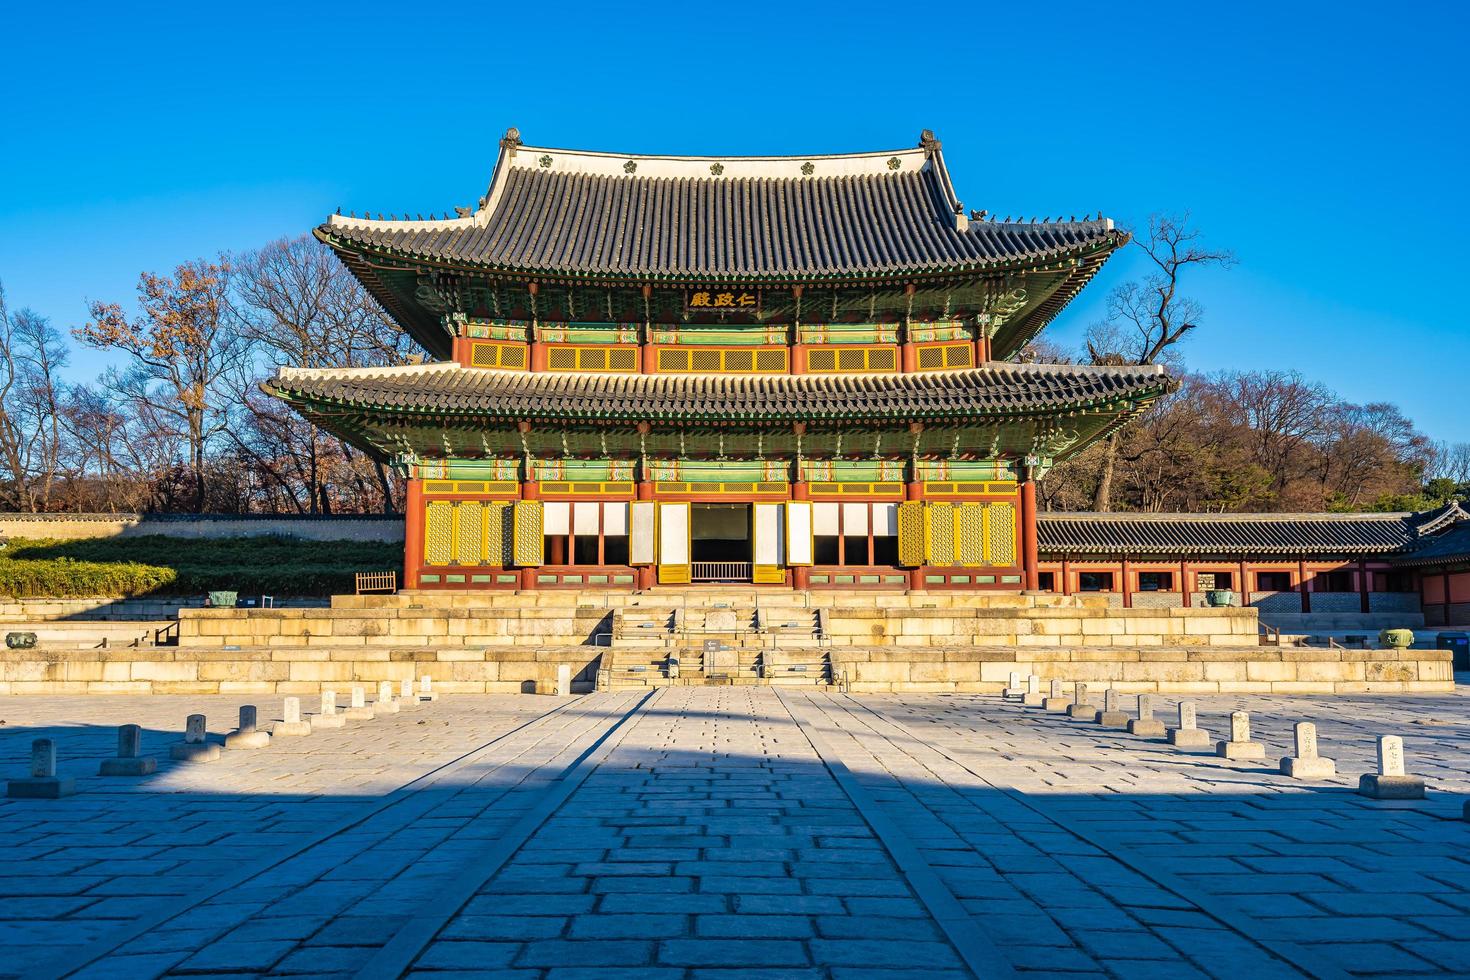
[311,691,347,730]
[1066,682,1098,719]
[7,738,76,799]
[1043,678,1072,713]
[375,681,400,715]
[1128,693,1166,737]
[400,678,415,701]
[418,675,437,702]
[1003,671,1024,698]
[99,724,158,776]
[1280,721,1336,779]
[1167,700,1212,748]
[224,705,271,749]
[1022,674,1045,707]
[556,663,573,697]
[1216,710,1266,760]
[273,697,313,737]
[170,713,220,762]
[345,685,375,721]
[1094,688,1130,728]
[1358,734,1426,799]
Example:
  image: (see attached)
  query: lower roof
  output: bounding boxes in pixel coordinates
[265,361,1171,425]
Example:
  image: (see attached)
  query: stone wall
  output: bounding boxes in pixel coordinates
[0,513,402,542]
[832,646,1454,695]
[0,643,1450,697]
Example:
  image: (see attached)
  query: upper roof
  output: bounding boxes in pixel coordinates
[265,360,1171,426]
[319,129,1124,283]
[1038,503,1470,557]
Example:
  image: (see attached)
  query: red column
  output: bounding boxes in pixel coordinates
[1298,559,1311,613]
[1120,558,1132,608]
[1358,559,1371,614]
[901,343,917,373]
[1179,560,1189,605]
[1020,473,1039,592]
[1061,557,1071,595]
[402,477,423,590]
[1238,560,1250,605]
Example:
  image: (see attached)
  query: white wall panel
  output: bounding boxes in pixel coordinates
[842,502,869,535]
[629,501,655,564]
[543,501,570,535]
[753,503,784,565]
[814,502,840,536]
[873,502,899,536]
[658,503,689,564]
[573,501,600,534]
[602,502,628,535]
[786,501,814,565]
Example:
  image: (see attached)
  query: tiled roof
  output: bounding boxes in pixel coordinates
[264,361,1171,424]
[1038,511,1432,557]
[1390,509,1470,567]
[318,131,1124,282]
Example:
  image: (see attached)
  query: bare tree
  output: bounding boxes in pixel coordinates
[228,236,408,513]
[77,259,245,512]
[0,283,69,511]
[1082,214,1234,510]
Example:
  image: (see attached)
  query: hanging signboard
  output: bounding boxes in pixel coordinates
[685,289,759,314]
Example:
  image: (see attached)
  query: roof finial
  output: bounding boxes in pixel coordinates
[918,128,939,150]
[501,127,522,149]
[455,205,472,218]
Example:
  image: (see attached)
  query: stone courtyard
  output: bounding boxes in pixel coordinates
[2,685,1469,979]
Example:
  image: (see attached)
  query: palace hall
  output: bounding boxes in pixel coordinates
[265,128,1470,617]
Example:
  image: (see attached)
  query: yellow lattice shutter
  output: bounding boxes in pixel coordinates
[424,501,454,566]
[484,503,510,565]
[455,502,484,565]
[986,502,1018,566]
[927,502,956,566]
[957,503,986,567]
[512,500,544,566]
[897,501,925,567]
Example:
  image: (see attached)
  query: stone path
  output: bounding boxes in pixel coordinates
[1,686,1467,978]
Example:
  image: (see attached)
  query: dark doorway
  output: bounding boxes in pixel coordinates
[691,503,751,581]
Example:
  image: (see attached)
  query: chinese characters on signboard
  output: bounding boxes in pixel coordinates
[686,289,758,314]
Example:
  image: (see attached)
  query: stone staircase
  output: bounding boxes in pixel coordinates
[596,643,833,689]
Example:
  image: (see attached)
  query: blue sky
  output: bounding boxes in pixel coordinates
[2,1,1466,440]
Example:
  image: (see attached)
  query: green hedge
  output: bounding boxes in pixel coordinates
[0,536,403,598]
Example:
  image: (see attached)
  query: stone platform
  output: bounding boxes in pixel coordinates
[0,590,1452,695]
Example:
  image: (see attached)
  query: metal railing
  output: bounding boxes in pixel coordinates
[691,562,752,582]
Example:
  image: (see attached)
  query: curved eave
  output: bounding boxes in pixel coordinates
[263,381,1171,428]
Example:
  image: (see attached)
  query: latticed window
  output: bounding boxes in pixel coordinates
[469,341,528,370]
[914,342,973,372]
[806,346,898,373]
[545,345,639,373]
[657,347,789,373]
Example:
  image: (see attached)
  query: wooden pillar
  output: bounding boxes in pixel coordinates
[901,343,918,373]
[1298,559,1311,613]
[1179,560,1189,606]
[1358,559,1371,614]
[1060,557,1071,595]
[1120,557,1132,608]
[1019,468,1039,592]
[1238,559,1249,605]
[640,285,656,374]
[402,477,424,590]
